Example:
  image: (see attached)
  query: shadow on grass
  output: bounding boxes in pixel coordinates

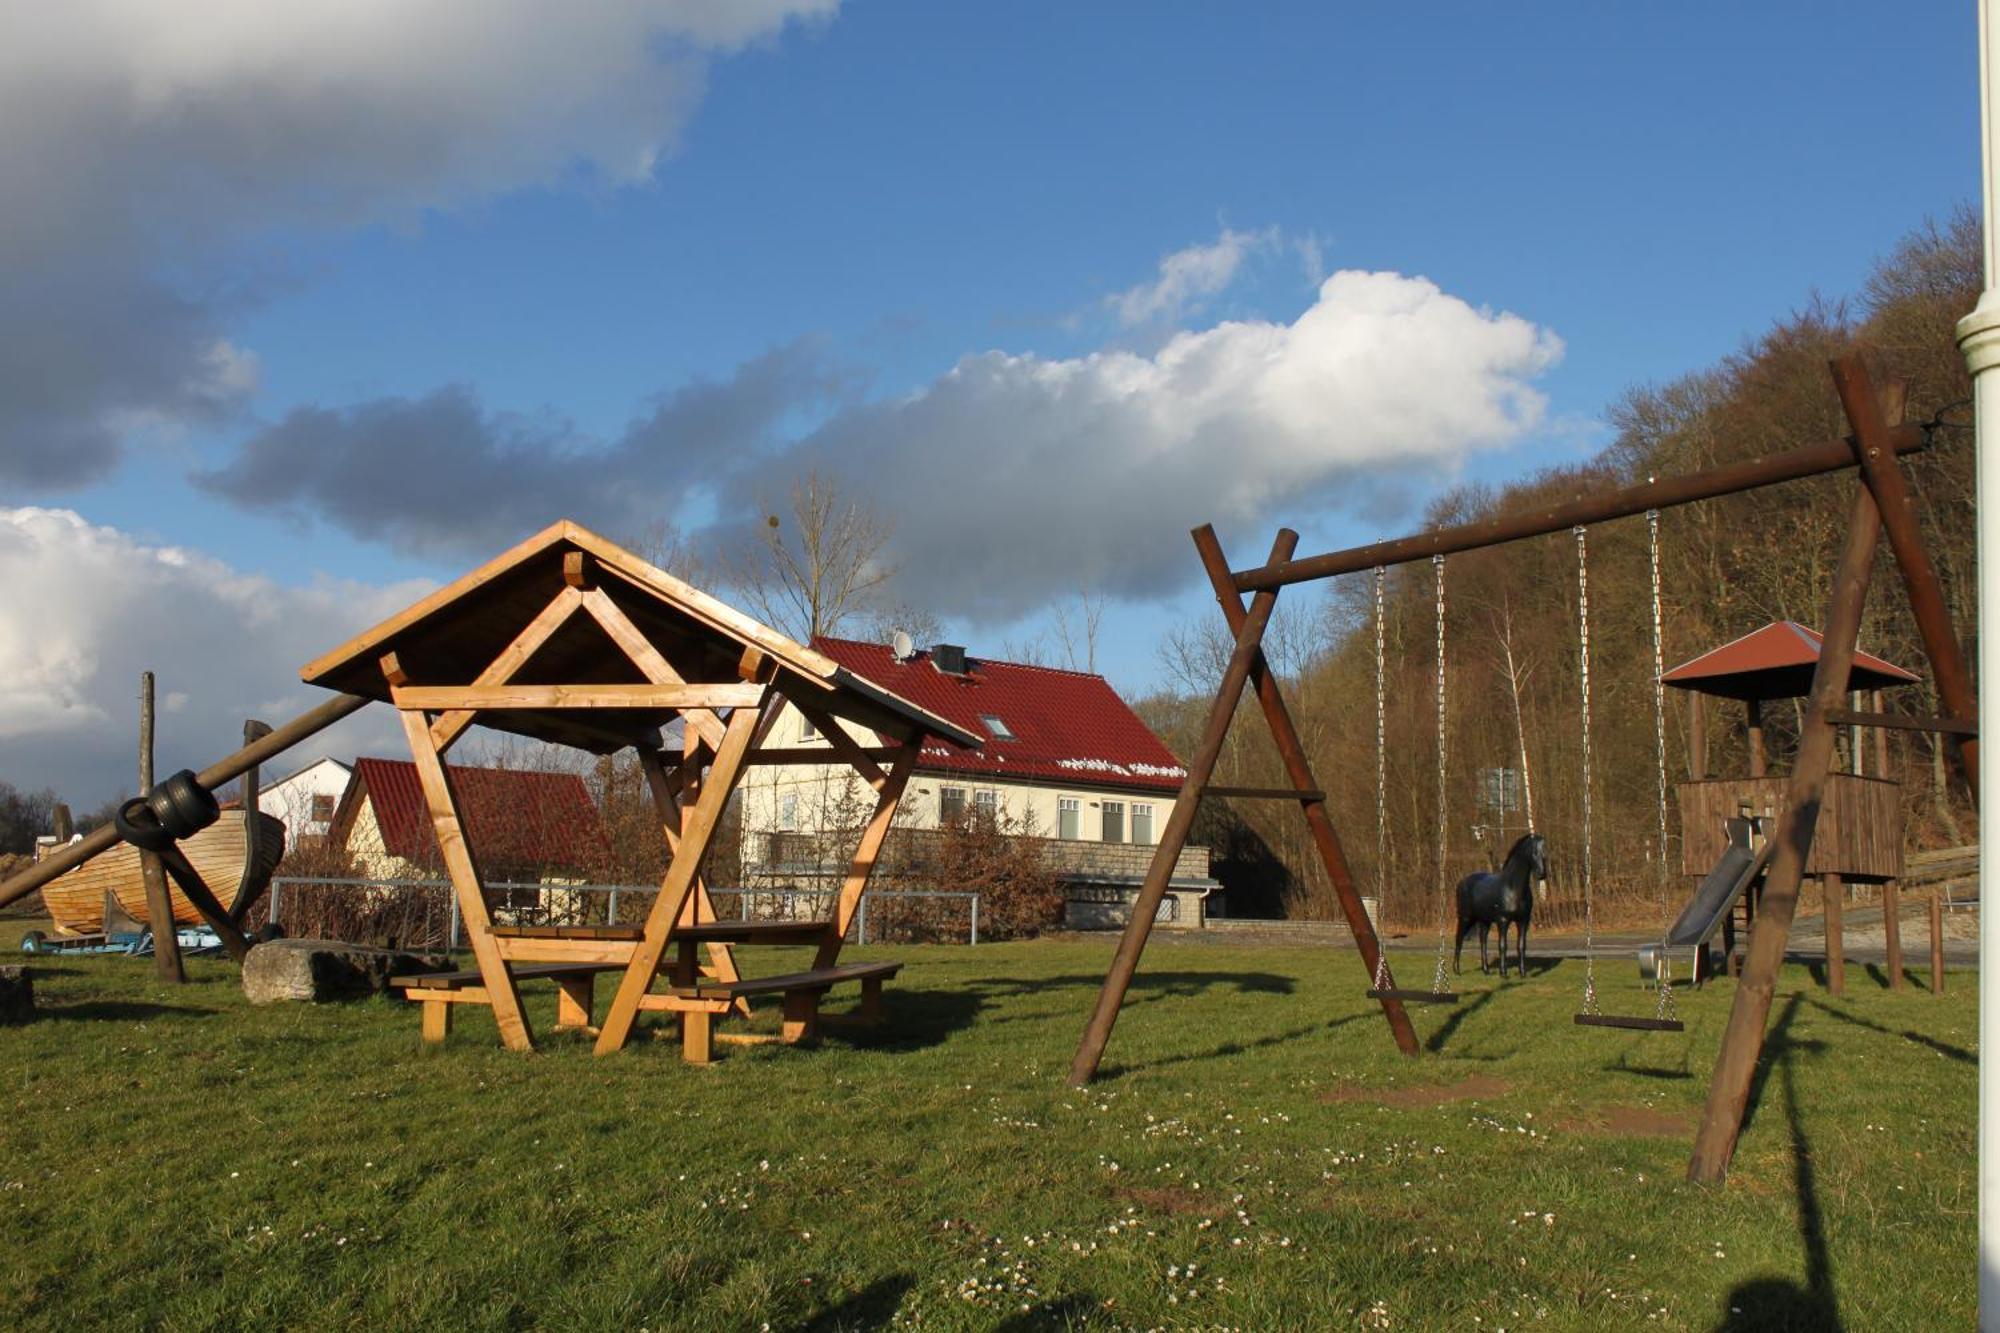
[974,971,1297,999]
[38,999,223,1022]
[1424,986,1498,1053]
[1098,1013,1367,1082]
[1712,993,1844,1332]
[1800,995,1972,1066]
[797,1275,916,1331]
[827,988,985,1053]
[1603,1048,1693,1081]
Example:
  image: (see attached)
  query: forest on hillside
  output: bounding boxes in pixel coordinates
[1136,209,1982,929]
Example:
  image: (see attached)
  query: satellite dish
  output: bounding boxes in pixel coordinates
[892,630,915,662]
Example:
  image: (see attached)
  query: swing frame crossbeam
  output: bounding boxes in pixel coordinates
[1065,355,1977,1191]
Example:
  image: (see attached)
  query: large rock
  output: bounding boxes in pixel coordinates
[0,966,32,1024]
[242,938,444,1004]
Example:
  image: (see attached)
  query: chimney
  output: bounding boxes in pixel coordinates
[931,643,968,675]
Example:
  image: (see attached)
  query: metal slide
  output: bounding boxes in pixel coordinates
[1665,816,1774,948]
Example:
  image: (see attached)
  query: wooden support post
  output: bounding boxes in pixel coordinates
[234,718,273,925]
[395,699,534,1052]
[138,671,185,985]
[1832,356,1979,802]
[682,1009,714,1064]
[1930,892,1946,995]
[859,975,885,1022]
[156,846,252,962]
[638,746,746,1009]
[781,992,820,1044]
[1193,524,1420,1056]
[596,696,767,1055]
[1871,689,1890,778]
[1688,694,1707,781]
[1745,699,1766,778]
[1822,872,1844,996]
[555,975,594,1030]
[812,745,919,970]
[1687,388,1888,1184]
[1882,880,1904,990]
[421,999,452,1043]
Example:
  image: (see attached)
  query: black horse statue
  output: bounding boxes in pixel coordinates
[1453,832,1548,978]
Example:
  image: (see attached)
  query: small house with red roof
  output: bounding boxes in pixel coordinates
[331,756,611,885]
[740,639,1216,928]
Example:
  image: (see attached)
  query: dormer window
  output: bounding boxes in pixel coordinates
[981,713,1015,741]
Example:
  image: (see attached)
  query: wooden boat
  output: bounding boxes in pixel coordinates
[39,810,286,936]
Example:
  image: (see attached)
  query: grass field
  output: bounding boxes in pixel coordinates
[0,919,1973,1331]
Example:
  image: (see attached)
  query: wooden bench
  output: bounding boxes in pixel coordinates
[668,961,903,1063]
[393,962,620,1043]
[487,924,644,965]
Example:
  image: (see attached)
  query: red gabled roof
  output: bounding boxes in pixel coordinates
[811,638,1189,794]
[344,757,610,875]
[1661,621,1919,702]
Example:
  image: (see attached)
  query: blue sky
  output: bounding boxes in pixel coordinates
[0,2,1980,803]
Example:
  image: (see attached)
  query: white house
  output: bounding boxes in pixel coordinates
[256,756,351,853]
[740,638,1216,928]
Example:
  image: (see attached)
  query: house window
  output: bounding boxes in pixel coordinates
[1132,802,1154,845]
[799,713,820,742]
[777,792,799,831]
[939,786,968,825]
[310,793,335,822]
[1101,800,1125,843]
[1058,796,1081,840]
[973,789,1000,825]
[981,713,1016,741]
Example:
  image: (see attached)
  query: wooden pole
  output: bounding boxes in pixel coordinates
[234,718,272,924]
[0,692,372,911]
[1823,872,1845,996]
[1688,694,1707,781]
[1883,880,1905,990]
[1191,523,1420,1056]
[1831,356,1980,802]
[1746,699,1766,778]
[1067,530,1297,1087]
[1687,475,1882,1183]
[138,671,185,984]
[1931,891,1946,995]
[1871,689,1889,778]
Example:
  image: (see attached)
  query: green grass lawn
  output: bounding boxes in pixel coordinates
[0,920,1973,1331]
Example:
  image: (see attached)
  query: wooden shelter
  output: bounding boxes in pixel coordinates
[299,520,981,1058]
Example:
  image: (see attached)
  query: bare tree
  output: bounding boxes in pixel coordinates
[1050,586,1107,672]
[733,470,898,642]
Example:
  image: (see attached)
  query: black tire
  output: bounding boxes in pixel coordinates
[19,929,46,954]
[149,770,219,840]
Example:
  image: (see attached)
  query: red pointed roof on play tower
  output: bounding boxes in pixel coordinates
[1660,620,1919,703]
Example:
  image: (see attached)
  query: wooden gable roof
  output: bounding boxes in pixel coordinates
[300,520,980,755]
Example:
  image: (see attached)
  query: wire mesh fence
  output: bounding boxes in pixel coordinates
[266,877,982,951]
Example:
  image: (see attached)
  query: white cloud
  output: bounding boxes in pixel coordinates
[1110,227,1277,328]
[0,0,834,489]
[750,269,1563,619]
[0,508,429,805]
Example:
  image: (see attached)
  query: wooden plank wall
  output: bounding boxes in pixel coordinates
[1677,775,1903,881]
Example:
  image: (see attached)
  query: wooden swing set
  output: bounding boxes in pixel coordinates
[1066,354,1978,1185]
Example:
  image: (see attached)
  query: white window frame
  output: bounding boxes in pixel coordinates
[939,785,968,825]
[973,788,1000,823]
[776,791,800,832]
[1131,802,1155,845]
[1101,799,1126,844]
[1058,795,1081,841]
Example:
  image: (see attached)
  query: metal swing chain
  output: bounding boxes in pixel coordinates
[1648,508,1677,1023]
[1430,554,1453,994]
[1575,527,1600,1016]
[1373,565,1393,993]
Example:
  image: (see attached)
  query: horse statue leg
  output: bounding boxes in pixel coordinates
[1454,913,1475,974]
[1516,915,1529,977]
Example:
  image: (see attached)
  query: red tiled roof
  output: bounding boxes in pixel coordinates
[811,638,1189,794]
[344,757,610,875]
[1661,621,1919,702]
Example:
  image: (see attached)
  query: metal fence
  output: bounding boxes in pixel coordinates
[266,877,981,950]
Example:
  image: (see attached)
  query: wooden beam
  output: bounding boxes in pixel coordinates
[156,845,252,962]
[1833,356,1979,801]
[1070,529,1328,1088]
[1687,459,1884,1182]
[394,683,765,712]
[744,746,908,767]
[1822,708,1977,736]
[812,744,919,969]
[428,585,586,753]
[397,705,534,1051]
[637,746,748,1013]
[1193,525,1421,1057]
[596,695,769,1054]
[1233,419,1929,591]
[1201,785,1328,802]
[578,587,728,750]
[792,698,889,789]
